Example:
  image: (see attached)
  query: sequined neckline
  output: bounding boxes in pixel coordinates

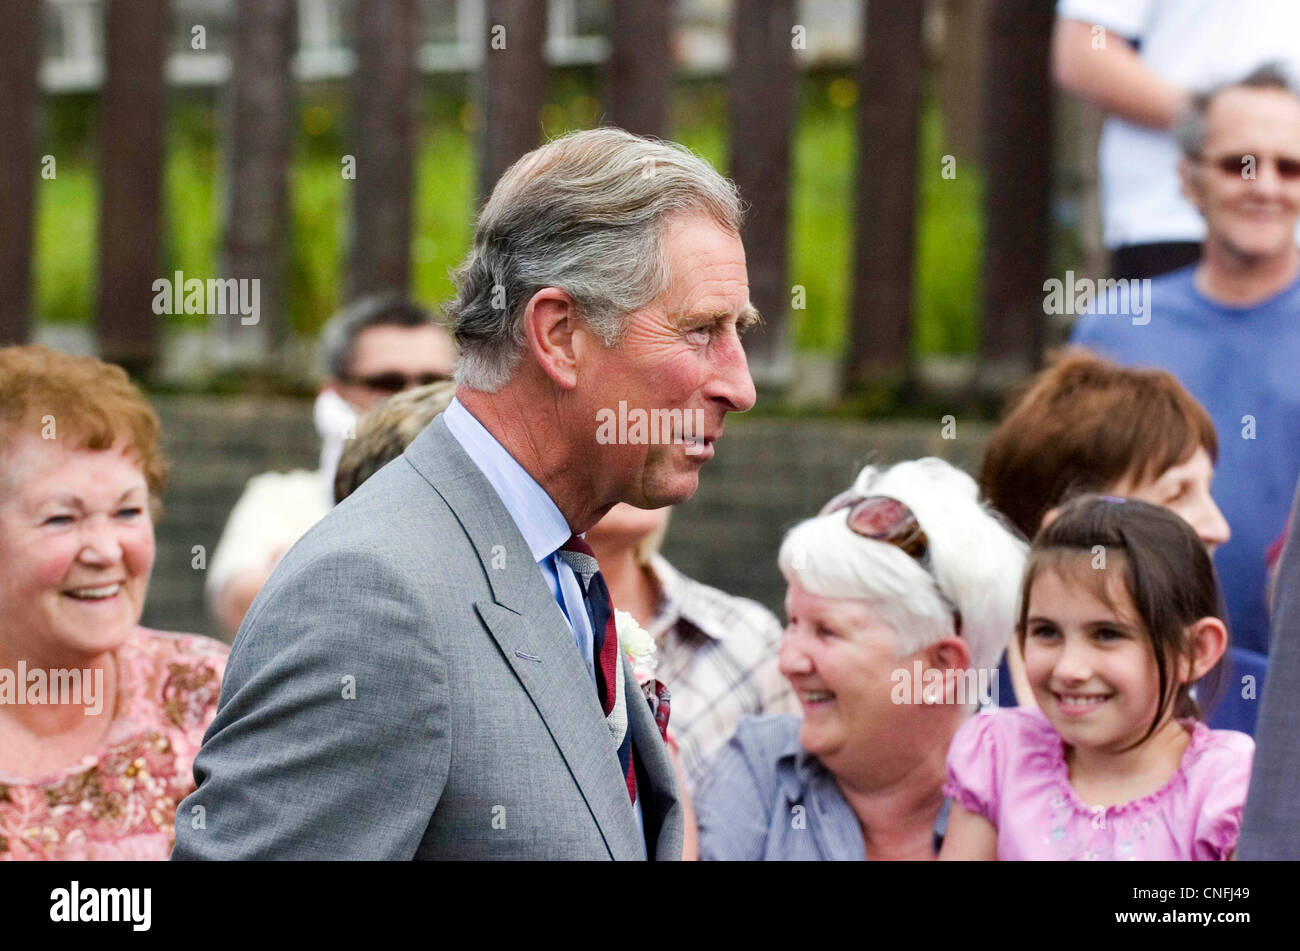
[1030,711,1210,818]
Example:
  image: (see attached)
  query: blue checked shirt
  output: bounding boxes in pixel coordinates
[694,715,950,860]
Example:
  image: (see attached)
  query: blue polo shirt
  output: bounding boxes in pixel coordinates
[1070,264,1300,734]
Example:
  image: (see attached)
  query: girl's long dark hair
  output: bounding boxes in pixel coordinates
[1016,495,1227,747]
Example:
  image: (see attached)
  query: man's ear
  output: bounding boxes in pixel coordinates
[522,287,582,390]
[1182,616,1228,683]
[1178,156,1202,210]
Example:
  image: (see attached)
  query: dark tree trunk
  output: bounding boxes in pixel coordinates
[219,0,296,365]
[0,0,41,345]
[979,0,1054,393]
[98,0,168,375]
[349,0,420,300]
[846,0,926,391]
[479,0,548,202]
[607,0,672,138]
[730,0,796,382]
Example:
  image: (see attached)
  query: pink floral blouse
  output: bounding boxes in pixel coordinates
[944,708,1254,860]
[0,627,228,861]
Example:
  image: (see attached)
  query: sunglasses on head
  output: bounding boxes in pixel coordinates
[818,492,963,636]
[1199,152,1300,180]
[343,371,452,394]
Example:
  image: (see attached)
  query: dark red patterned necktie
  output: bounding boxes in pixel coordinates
[557,535,637,802]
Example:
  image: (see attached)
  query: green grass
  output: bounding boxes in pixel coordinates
[34,159,97,324]
[32,69,985,362]
[410,119,476,318]
[914,96,984,355]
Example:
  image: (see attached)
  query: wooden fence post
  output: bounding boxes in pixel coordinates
[219,0,296,366]
[479,0,548,203]
[846,0,926,393]
[0,0,41,346]
[349,0,420,300]
[98,0,168,375]
[730,0,796,382]
[979,0,1054,393]
[607,0,672,139]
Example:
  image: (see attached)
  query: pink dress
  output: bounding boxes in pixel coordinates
[944,708,1254,860]
[0,627,228,860]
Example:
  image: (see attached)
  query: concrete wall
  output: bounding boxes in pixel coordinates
[145,395,992,640]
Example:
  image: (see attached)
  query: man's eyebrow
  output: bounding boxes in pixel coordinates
[675,305,763,333]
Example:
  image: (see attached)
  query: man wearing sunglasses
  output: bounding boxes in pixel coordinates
[1071,65,1300,737]
[1054,0,1300,281]
[206,295,455,637]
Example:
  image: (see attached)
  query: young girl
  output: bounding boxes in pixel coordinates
[939,495,1254,860]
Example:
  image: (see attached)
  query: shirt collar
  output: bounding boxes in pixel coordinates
[646,554,731,641]
[776,727,951,854]
[442,397,572,563]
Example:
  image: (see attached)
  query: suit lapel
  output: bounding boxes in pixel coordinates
[406,417,643,859]
[623,657,685,860]
[475,600,643,859]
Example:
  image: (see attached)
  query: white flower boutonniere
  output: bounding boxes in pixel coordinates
[614,609,672,742]
[614,609,657,685]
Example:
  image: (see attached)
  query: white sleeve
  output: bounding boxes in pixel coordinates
[205,470,331,603]
[1057,0,1155,39]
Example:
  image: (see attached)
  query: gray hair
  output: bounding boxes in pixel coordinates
[445,127,744,392]
[320,294,441,380]
[1174,62,1300,158]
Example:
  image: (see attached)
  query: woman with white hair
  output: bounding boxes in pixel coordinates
[694,458,1027,860]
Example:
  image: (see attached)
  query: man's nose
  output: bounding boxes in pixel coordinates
[710,330,757,413]
[1252,156,1289,196]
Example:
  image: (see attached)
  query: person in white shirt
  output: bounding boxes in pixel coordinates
[206,295,456,637]
[1054,0,1300,278]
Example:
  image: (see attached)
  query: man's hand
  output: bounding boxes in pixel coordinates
[1052,18,1189,129]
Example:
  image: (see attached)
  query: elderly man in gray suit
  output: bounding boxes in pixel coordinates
[172,128,757,860]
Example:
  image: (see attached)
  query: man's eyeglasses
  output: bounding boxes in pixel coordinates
[1197,152,1300,181]
[342,372,452,394]
[818,492,963,635]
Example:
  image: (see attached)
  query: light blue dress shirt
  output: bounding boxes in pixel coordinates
[442,397,646,853]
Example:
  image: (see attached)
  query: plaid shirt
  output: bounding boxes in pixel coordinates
[645,555,799,795]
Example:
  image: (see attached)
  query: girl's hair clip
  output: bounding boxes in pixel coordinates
[1100,495,1128,504]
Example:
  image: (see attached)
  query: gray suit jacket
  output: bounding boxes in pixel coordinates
[173,416,683,859]
[1239,474,1300,859]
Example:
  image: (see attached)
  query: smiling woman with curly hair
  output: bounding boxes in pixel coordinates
[0,345,228,860]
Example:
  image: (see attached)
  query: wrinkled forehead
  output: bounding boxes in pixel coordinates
[349,324,455,376]
[1203,87,1300,151]
[0,432,146,508]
